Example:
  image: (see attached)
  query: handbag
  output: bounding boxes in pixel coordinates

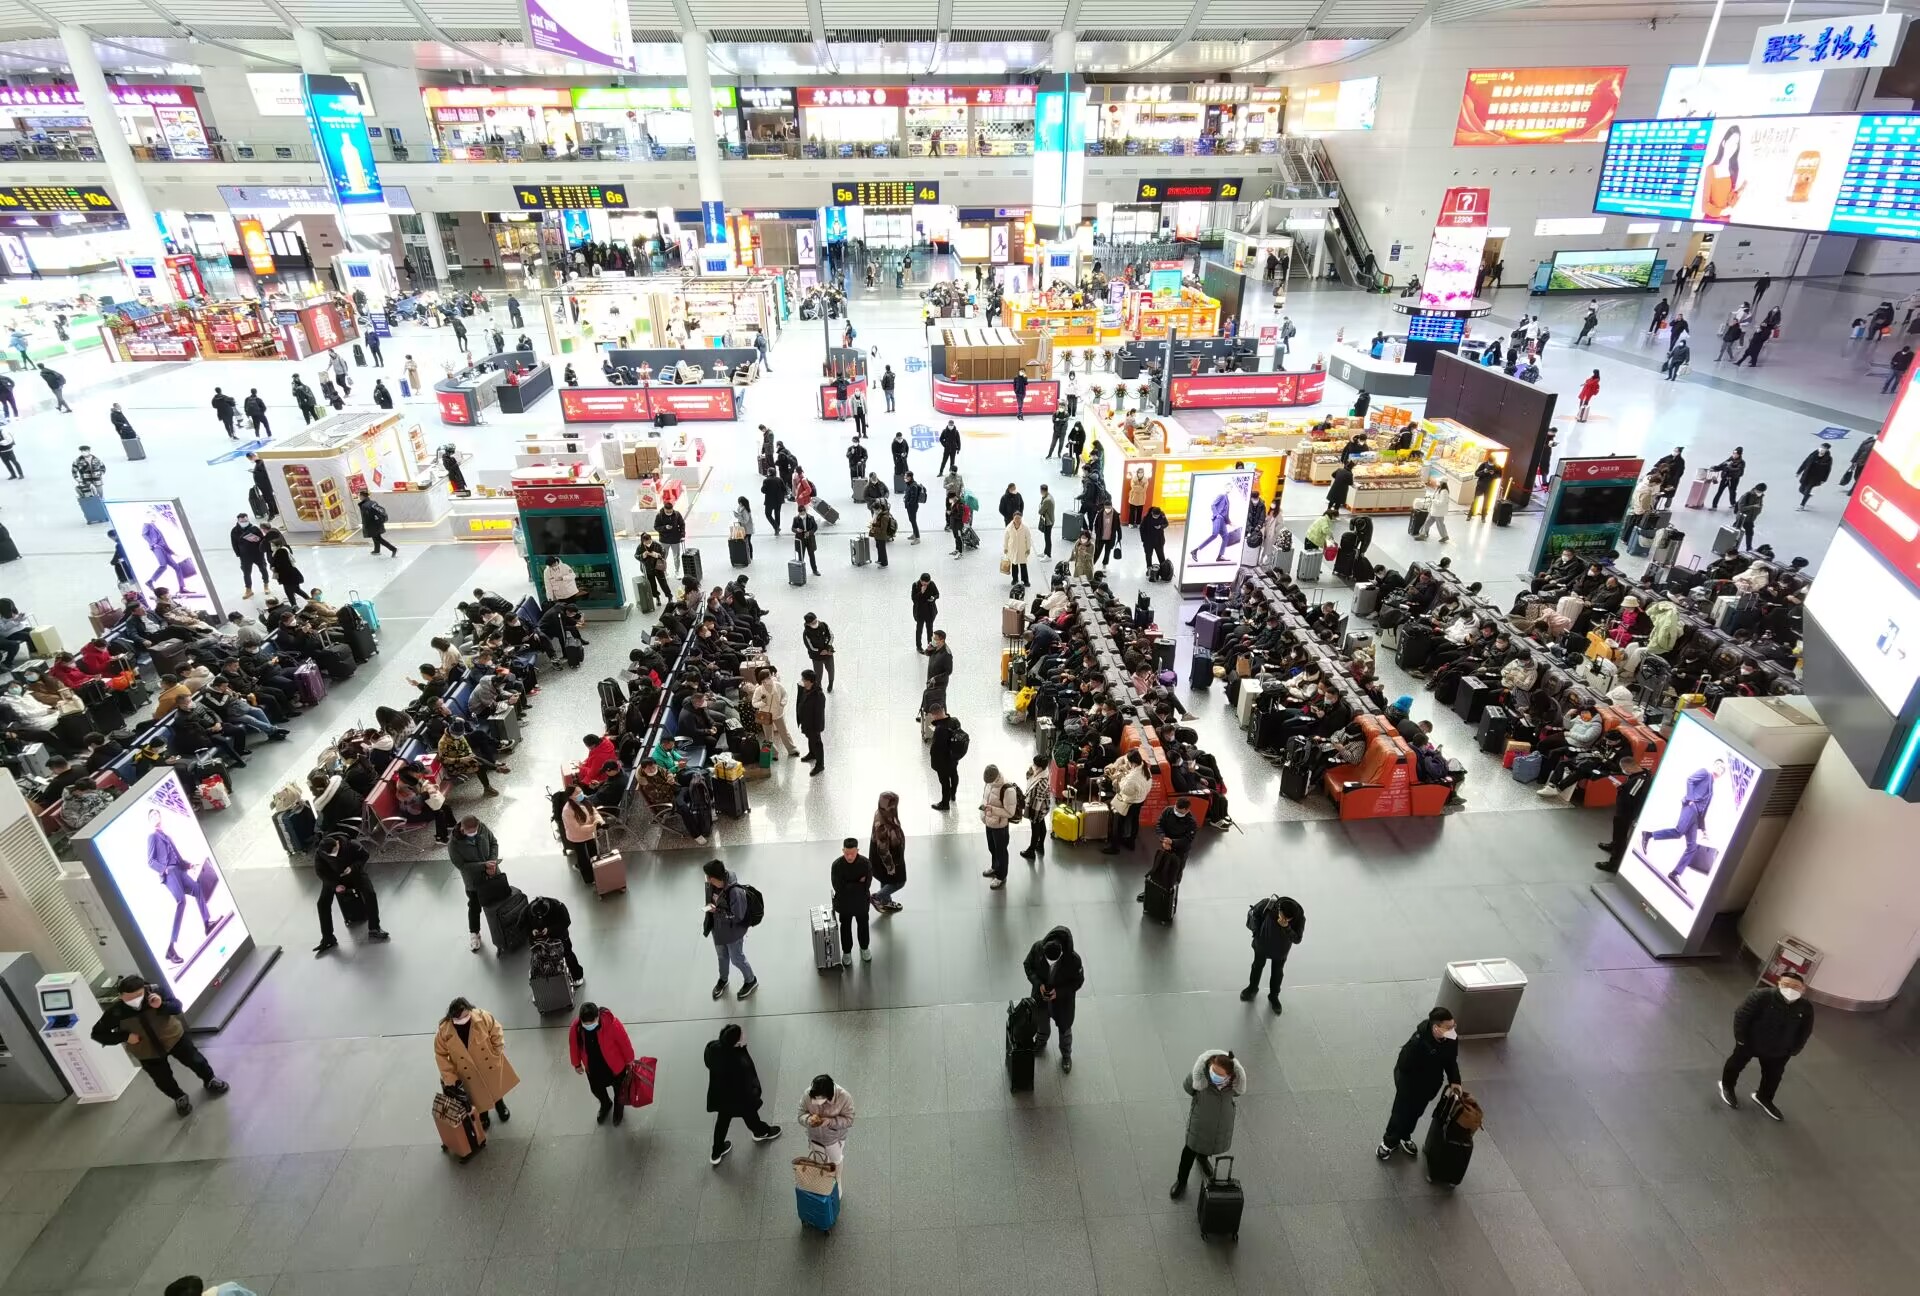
[792,1150,839,1195]
[1324,541,1339,562]
[998,557,1011,574]
[621,1056,657,1108]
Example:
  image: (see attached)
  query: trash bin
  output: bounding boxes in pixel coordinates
[1435,958,1528,1039]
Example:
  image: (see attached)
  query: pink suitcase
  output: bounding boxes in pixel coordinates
[592,850,627,897]
[1686,477,1710,509]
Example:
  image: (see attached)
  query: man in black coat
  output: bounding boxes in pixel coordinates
[230,513,270,599]
[526,894,584,984]
[937,420,962,475]
[830,838,873,963]
[313,833,390,955]
[91,975,230,1115]
[1138,505,1169,575]
[1720,972,1813,1120]
[927,707,964,810]
[1023,924,1085,1072]
[1595,753,1653,872]
[796,669,826,775]
[1376,1007,1461,1159]
[910,575,940,651]
[922,629,954,685]
[1241,895,1304,1013]
[704,1022,781,1165]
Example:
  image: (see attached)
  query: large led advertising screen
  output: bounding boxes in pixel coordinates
[1596,112,1920,241]
[1291,77,1379,132]
[103,498,223,620]
[1619,712,1774,944]
[1454,67,1626,146]
[72,771,252,1015]
[1178,469,1255,590]
[1805,526,1920,713]
[1657,64,1821,118]
[1547,248,1658,291]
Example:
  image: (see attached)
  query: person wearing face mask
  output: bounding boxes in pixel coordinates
[1022,925,1085,1073]
[1376,1007,1462,1160]
[448,815,502,954]
[91,974,230,1116]
[433,996,519,1128]
[1168,1049,1247,1199]
[560,784,604,885]
[704,1022,782,1165]
[568,1001,637,1125]
[798,1073,856,1169]
[1719,972,1814,1121]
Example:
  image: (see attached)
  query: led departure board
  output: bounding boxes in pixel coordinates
[0,185,118,213]
[513,184,630,210]
[1595,112,1920,241]
[1406,314,1467,344]
[830,181,940,206]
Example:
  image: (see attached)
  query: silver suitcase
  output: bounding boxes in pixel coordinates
[499,708,523,743]
[17,742,50,778]
[810,904,844,971]
[1236,679,1263,730]
[850,536,871,567]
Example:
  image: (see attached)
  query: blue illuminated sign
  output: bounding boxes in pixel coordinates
[701,200,726,246]
[303,74,382,208]
[822,206,848,243]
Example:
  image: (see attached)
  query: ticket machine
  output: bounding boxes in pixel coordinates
[37,971,137,1102]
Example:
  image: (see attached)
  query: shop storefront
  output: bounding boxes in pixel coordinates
[0,83,212,162]
[255,410,443,540]
[797,86,902,157]
[422,86,575,160]
[740,88,800,157]
[541,274,780,356]
[1086,83,1285,156]
[97,298,282,363]
[570,87,739,160]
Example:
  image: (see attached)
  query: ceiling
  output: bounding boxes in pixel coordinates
[0,0,1912,78]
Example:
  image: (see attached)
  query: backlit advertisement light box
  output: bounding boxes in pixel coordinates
[1691,115,1856,228]
[103,498,223,621]
[71,771,255,1016]
[1597,711,1780,957]
[1657,64,1820,118]
[1178,469,1255,591]
[1804,526,1920,713]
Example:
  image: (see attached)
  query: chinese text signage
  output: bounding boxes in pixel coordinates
[514,184,630,210]
[1455,67,1627,146]
[1134,178,1243,202]
[1750,14,1901,72]
[525,0,634,72]
[0,185,116,213]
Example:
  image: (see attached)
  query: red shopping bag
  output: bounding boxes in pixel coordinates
[622,1057,657,1108]
[1323,541,1338,562]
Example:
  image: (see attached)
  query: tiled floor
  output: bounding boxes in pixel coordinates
[2,260,1918,1295]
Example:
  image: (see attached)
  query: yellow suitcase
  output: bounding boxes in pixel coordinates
[1050,805,1081,842]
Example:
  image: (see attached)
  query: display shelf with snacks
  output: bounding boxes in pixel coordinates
[1124,287,1220,339]
[1416,417,1512,506]
[1347,460,1429,514]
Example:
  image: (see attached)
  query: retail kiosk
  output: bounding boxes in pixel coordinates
[1094,402,1289,521]
[928,327,1060,416]
[436,353,552,425]
[253,410,446,540]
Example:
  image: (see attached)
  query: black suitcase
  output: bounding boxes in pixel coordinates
[1395,625,1435,670]
[1006,998,1038,1092]
[654,411,680,427]
[1143,875,1177,924]
[341,620,377,664]
[728,537,751,567]
[1493,499,1514,527]
[1189,649,1215,690]
[681,548,703,585]
[1280,759,1312,801]
[1059,451,1075,477]
[1196,1155,1244,1240]
[1432,671,1462,706]
[1453,675,1491,723]
[1133,593,1152,629]
[484,888,529,956]
[1407,508,1428,537]
[1422,1093,1476,1187]
[274,804,318,855]
[715,775,750,818]
[1152,638,1176,671]
[336,886,366,926]
[1476,705,1511,753]
[1333,532,1360,580]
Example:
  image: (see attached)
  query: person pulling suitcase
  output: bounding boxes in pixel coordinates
[1023,925,1084,1073]
[1168,1049,1246,1199]
[1376,1007,1462,1161]
[312,831,390,956]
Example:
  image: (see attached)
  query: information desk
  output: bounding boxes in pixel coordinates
[1168,369,1326,411]
[558,384,741,423]
[1116,336,1256,379]
[1327,343,1426,399]
[603,347,761,383]
[931,375,1061,417]
[497,362,553,414]
[436,352,549,426]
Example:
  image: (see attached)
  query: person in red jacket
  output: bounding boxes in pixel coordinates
[575,732,619,789]
[1577,369,1600,422]
[568,1001,637,1124]
[48,652,99,691]
[78,638,126,677]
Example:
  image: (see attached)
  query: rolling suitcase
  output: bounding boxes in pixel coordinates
[341,619,377,663]
[788,559,808,586]
[1395,625,1435,670]
[1293,548,1323,581]
[1006,997,1038,1091]
[432,1092,487,1162]
[729,537,751,567]
[1493,498,1514,527]
[1193,611,1224,651]
[814,500,841,525]
[335,886,366,926]
[795,1183,841,1233]
[1453,675,1492,723]
[1686,476,1711,509]
[530,940,574,1013]
[1236,678,1263,729]
[810,904,845,971]
[1712,525,1742,555]
[1280,757,1312,801]
[1002,603,1025,637]
[1143,875,1177,924]
[1059,450,1076,477]
[1476,705,1511,753]
[850,535,871,567]
[1422,1092,1477,1187]
[1196,1154,1244,1240]
[1062,512,1083,541]
[1353,582,1382,618]
[1050,803,1081,842]
[484,887,529,956]
[681,548,703,585]
[592,850,627,897]
[274,804,318,855]
[1407,508,1428,537]
[1078,803,1110,842]
[1190,648,1215,690]
[293,661,327,704]
[714,774,750,818]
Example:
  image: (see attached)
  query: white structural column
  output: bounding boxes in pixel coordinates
[57,24,173,301]
[290,25,331,75]
[682,28,728,253]
[1052,29,1075,78]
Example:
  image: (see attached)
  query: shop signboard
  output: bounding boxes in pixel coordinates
[1657,64,1821,118]
[303,74,382,208]
[247,71,373,117]
[298,301,354,353]
[123,337,194,360]
[1454,66,1628,146]
[1526,455,1643,573]
[0,185,116,214]
[1168,370,1325,409]
[830,181,940,206]
[437,390,473,425]
[1748,13,1902,73]
[1178,469,1257,591]
[421,86,572,110]
[525,0,634,72]
[740,88,795,110]
[70,770,256,1016]
[570,87,735,111]
[236,218,275,276]
[513,183,629,210]
[153,105,211,160]
[1134,178,1243,202]
[650,386,737,421]
[0,83,200,111]
[559,389,649,423]
[1290,77,1380,132]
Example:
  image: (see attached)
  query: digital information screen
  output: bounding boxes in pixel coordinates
[0,184,118,213]
[1406,314,1467,343]
[514,184,630,209]
[1135,178,1244,202]
[1455,66,1627,146]
[1806,525,1920,713]
[1177,470,1256,590]
[1595,112,1920,241]
[830,181,940,206]
[1548,248,1658,291]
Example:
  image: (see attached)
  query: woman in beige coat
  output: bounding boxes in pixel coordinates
[433,996,520,1127]
[1002,513,1033,588]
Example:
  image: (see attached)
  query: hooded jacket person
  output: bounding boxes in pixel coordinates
[1243,895,1306,1009]
[1022,924,1086,1068]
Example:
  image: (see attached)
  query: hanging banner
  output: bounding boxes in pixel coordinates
[1749,14,1902,73]
[303,74,383,208]
[236,218,275,276]
[1454,66,1627,146]
[525,0,634,72]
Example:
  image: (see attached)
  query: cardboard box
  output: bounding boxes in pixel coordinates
[631,443,662,475]
[622,447,641,480]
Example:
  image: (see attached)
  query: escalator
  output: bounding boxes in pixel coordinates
[1293,138,1379,289]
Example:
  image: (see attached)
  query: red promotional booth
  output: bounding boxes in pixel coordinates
[932,376,1062,417]
[1168,369,1325,411]
[559,385,740,423]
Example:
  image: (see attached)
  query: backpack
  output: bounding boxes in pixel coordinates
[1006,782,1025,822]
[737,883,766,927]
[1246,895,1275,933]
[948,721,971,760]
[884,513,898,540]
[1416,745,1451,785]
